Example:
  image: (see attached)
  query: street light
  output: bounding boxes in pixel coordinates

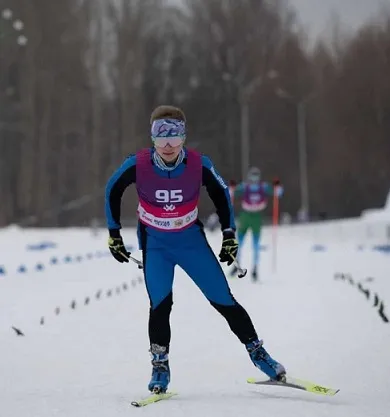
[239,76,263,181]
[275,88,317,219]
[1,8,28,46]
[1,9,12,20]
[237,70,279,181]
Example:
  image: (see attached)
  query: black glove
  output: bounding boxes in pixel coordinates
[219,230,238,266]
[108,230,130,263]
[273,177,281,186]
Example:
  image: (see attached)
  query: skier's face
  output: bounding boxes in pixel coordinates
[151,118,185,163]
[248,174,260,183]
[155,142,184,163]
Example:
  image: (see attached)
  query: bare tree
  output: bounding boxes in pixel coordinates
[2,1,389,226]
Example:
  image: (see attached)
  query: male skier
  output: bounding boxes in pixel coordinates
[105,105,286,394]
[231,167,283,281]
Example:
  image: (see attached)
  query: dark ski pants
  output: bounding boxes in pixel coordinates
[142,232,258,351]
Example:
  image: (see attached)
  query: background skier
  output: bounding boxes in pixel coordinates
[231,167,283,280]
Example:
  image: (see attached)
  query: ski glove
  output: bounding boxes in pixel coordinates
[219,230,238,266]
[108,232,130,263]
[272,177,284,197]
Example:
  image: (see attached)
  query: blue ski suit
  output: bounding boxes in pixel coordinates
[105,148,258,350]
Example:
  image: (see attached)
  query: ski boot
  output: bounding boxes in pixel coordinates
[148,344,170,393]
[246,339,286,381]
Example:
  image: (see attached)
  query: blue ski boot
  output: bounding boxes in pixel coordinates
[246,339,286,381]
[148,344,170,393]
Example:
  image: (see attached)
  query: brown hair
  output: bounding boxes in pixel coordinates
[150,105,186,124]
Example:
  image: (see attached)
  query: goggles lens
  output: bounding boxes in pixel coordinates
[153,136,184,148]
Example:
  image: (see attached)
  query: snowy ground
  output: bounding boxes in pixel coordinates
[1,223,390,417]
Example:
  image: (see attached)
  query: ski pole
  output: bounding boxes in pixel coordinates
[228,179,237,204]
[129,254,143,269]
[272,178,281,273]
[233,259,247,278]
[120,251,143,269]
[129,253,245,276]
[124,250,246,276]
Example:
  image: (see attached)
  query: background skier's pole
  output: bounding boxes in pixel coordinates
[228,180,237,205]
[272,178,280,273]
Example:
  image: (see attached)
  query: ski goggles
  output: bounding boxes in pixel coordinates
[151,118,186,147]
[248,174,261,182]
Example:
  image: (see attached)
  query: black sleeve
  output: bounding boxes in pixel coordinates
[202,166,236,231]
[105,158,136,236]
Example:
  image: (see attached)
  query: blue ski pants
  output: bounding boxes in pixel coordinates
[141,229,258,350]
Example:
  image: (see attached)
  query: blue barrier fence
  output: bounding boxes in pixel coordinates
[312,244,390,253]
[0,245,134,277]
[1,243,388,277]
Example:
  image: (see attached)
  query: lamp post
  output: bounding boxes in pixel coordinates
[297,99,309,219]
[0,8,28,225]
[237,70,279,181]
[275,88,316,219]
[1,8,28,46]
[239,76,262,181]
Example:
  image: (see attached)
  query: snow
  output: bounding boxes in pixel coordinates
[1,222,390,416]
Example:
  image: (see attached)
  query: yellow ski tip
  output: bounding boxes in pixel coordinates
[247,377,257,384]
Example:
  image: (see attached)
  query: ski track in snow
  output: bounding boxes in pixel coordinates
[1,225,389,417]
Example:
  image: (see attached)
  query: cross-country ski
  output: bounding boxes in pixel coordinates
[131,392,178,407]
[247,376,340,396]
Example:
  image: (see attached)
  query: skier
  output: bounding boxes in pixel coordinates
[105,105,286,394]
[230,167,283,281]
